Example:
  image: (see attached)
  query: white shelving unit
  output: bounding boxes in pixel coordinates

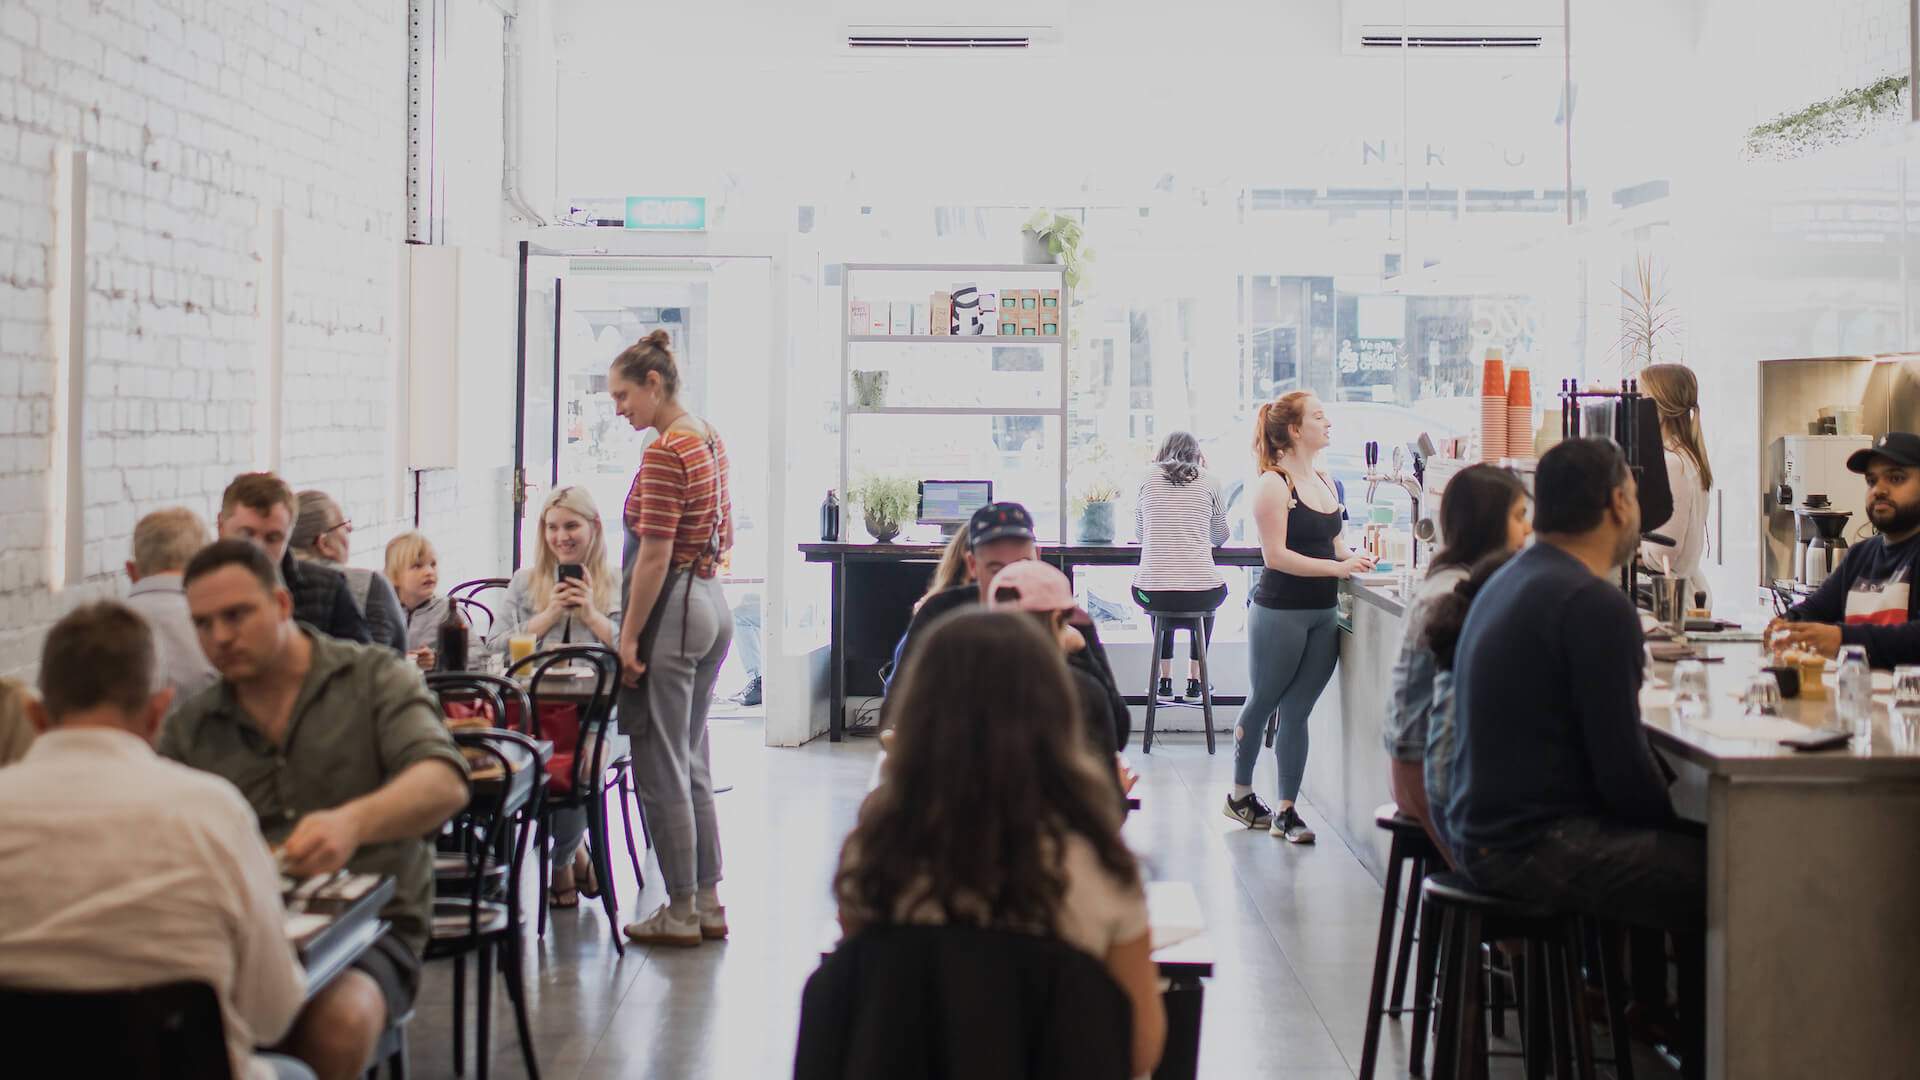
[840,262,1071,541]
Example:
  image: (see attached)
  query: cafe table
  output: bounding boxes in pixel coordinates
[285,874,396,997]
[1641,637,1920,1080]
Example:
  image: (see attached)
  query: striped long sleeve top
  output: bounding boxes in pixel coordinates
[1133,468,1229,591]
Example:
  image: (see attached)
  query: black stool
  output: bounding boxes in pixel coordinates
[1423,872,1599,1080]
[1139,609,1217,755]
[1359,805,1444,1079]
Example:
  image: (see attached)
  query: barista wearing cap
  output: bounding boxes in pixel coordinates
[1768,431,1920,666]
[883,502,1132,746]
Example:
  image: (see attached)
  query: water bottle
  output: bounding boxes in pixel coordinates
[1836,644,1872,746]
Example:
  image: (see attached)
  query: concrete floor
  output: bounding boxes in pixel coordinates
[404,717,1669,1079]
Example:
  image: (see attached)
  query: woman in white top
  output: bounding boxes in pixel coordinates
[835,609,1166,1079]
[1132,431,1230,700]
[1638,364,1713,609]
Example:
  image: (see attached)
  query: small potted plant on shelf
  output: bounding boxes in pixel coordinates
[1023,210,1090,290]
[850,474,917,543]
[1072,479,1121,545]
[850,370,889,410]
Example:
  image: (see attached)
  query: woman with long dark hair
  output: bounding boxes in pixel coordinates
[1382,466,1530,856]
[1419,550,1517,858]
[1132,431,1230,700]
[1227,392,1374,843]
[835,609,1165,1077]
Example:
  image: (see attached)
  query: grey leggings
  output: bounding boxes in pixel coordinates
[1233,604,1339,801]
[619,573,732,899]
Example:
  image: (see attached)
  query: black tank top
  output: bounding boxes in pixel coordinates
[1251,471,1344,610]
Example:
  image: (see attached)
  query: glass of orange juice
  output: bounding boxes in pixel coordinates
[508,634,537,666]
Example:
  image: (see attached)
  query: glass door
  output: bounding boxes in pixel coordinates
[514,245,567,569]
[550,256,775,703]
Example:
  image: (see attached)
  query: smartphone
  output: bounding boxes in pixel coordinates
[556,564,585,584]
[1779,727,1852,752]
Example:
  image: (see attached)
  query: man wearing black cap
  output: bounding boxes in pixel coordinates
[1769,432,1920,666]
[882,502,1131,747]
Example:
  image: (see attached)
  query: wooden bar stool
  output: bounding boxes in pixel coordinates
[1139,609,1216,754]
[1359,805,1444,1079]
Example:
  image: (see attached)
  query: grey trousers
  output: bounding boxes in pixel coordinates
[619,573,732,898]
[1232,604,1340,801]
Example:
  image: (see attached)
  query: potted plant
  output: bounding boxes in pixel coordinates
[849,474,916,543]
[1072,479,1121,544]
[1614,252,1681,373]
[1023,210,1091,291]
[850,370,889,410]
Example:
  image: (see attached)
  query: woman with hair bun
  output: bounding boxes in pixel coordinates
[1224,392,1373,843]
[1132,430,1230,700]
[608,329,737,947]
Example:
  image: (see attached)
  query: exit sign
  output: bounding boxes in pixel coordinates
[624,196,706,231]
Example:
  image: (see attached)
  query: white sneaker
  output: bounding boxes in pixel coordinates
[624,904,702,947]
[698,904,729,941]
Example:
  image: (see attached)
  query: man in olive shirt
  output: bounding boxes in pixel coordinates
[162,540,468,1080]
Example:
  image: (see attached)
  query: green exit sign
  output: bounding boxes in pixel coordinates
[624,196,706,231]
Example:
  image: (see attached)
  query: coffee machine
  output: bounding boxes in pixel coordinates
[1794,496,1851,588]
[1771,434,1871,591]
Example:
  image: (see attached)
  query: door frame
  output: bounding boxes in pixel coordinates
[519,228,820,746]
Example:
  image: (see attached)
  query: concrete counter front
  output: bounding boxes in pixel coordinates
[1310,593,1920,1080]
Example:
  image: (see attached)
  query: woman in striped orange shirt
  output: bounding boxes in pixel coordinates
[608,330,736,948]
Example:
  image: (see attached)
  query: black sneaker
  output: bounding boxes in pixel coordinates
[1223,792,1275,829]
[1157,677,1173,699]
[735,675,763,707]
[1270,805,1316,844]
[1184,678,1206,699]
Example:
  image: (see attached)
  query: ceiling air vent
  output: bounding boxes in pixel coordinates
[842,23,1063,54]
[1357,32,1546,50]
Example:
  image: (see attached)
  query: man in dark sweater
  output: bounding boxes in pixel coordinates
[1448,437,1702,1066]
[217,473,371,645]
[1770,431,1920,667]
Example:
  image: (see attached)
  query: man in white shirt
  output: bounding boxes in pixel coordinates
[125,507,220,705]
[0,602,312,1080]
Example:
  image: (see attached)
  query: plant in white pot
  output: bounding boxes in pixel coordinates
[849,474,916,544]
[1022,210,1091,291]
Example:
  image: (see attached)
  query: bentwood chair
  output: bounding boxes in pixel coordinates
[508,643,627,954]
[427,729,543,1080]
[450,576,511,602]
[0,981,231,1079]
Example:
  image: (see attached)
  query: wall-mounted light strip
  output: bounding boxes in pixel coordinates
[254,206,284,471]
[47,148,86,592]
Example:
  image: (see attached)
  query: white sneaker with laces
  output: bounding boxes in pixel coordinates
[698,905,729,941]
[624,904,702,947]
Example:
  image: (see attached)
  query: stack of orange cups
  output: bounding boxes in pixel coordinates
[1506,366,1533,460]
[1480,350,1507,463]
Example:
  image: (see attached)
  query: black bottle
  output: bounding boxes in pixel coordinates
[436,600,470,673]
[821,489,840,542]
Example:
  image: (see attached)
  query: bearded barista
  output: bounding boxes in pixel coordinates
[1768,432,1920,667]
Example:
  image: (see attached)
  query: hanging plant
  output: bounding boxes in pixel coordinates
[1744,74,1909,161]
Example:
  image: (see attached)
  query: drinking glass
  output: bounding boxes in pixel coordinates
[1741,673,1783,718]
[1672,660,1710,719]
[1894,665,1920,707]
[508,633,537,666]
[1892,704,1920,752]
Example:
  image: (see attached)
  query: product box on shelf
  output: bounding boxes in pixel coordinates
[976,291,998,335]
[868,303,890,336]
[911,302,930,336]
[930,291,951,336]
[890,301,913,336]
[848,300,871,336]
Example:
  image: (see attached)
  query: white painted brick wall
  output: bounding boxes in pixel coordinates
[0,0,517,676]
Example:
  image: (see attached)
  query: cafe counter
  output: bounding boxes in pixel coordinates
[1309,588,1920,1080]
